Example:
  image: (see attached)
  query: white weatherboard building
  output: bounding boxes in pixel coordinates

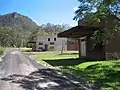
[36,35,67,51]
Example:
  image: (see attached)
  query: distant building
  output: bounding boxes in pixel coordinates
[36,35,67,51]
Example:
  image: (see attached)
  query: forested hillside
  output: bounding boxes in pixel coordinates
[0,12,70,47]
[0,12,38,31]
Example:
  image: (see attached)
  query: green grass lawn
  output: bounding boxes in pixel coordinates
[61,60,120,90]
[32,51,79,60]
[30,51,120,89]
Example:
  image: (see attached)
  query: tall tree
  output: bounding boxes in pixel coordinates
[40,23,70,35]
[0,27,30,47]
[74,0,120,21]
[74,0,120,49]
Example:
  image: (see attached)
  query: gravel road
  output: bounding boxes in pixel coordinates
[0,51,94,90]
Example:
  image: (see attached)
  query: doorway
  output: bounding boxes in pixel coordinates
[44,44,48,51]
[80,38,86,56]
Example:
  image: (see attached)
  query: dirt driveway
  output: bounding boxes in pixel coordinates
[0,51,94,90]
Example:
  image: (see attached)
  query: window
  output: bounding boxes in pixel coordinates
[39,47,43,49]
[49,46,54,49]
[39,42,43,45]
[48,38,50,41]
[50,42,54,45]
[54,38,56,41]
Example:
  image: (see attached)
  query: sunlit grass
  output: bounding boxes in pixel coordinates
[61,60,120,90]
[20,47,32,52]
[32,51,79,60]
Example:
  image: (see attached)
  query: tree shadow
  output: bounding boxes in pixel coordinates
[60,66,101,90]
[0,68,95,90]
[83,63,120,89]
[58,52,79,55]
[43,57,104,66]
[43,58,86,66]
[61,62,120,89]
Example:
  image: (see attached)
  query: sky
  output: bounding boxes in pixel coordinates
[1,0,79,26]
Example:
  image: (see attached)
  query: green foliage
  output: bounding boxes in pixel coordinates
[39,23,70,35]
[0,27,30,47]
[0,46,4,55]
[74,0,120,21]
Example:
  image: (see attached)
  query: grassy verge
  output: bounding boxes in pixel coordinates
[0,46,4,55]
[61,60,120,90]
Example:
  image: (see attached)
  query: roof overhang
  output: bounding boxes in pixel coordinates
[58,25,100,38]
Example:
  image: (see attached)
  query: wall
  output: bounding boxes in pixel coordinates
[67,38,79,51]
[85,37,106,60]
[106,35,120,59]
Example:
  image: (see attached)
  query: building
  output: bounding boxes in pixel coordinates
[58,16,120,60]
[36,35,67,51]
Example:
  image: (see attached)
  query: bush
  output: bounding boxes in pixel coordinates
[0,46,4,55]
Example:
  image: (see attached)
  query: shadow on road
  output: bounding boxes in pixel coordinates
[1,68,96,90]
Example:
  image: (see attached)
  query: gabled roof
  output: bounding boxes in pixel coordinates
[58,25,100,38]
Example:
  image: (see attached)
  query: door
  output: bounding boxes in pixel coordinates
[44,44,48,51]
[81,41,86,56]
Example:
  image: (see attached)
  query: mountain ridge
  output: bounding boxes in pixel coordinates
[0,12,39,30]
